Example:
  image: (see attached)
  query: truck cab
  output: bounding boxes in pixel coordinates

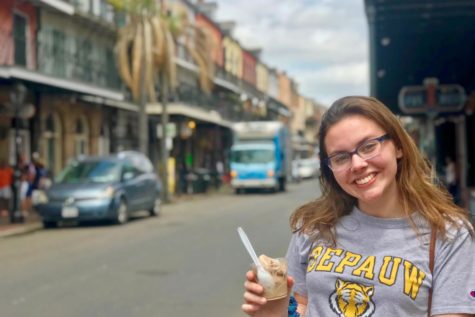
[230,121,289,193]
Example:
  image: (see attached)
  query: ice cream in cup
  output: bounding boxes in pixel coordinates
[253,255,288,300]
[236,227,288,301]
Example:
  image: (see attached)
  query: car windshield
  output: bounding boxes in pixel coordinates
[231,149,274,164]
[56,160,121,184]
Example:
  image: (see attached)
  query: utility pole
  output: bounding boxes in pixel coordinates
[160,72,169,203]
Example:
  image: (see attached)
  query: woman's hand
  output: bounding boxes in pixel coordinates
[241,270,294,317]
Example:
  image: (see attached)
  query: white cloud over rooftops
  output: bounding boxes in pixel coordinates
[212,0,370,106]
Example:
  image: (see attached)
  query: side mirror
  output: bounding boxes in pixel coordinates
[123,172,134,181]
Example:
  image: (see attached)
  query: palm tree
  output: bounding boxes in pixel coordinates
[109,0,215,202]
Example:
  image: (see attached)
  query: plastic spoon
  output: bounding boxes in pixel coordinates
[237,227,275,288]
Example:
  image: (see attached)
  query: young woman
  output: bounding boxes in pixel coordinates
[242,96,475,317]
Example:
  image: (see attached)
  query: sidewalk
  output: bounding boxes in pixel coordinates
[0,185,233,239]
[0,212,43,239]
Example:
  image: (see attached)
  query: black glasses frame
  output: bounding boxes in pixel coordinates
[324,134,391,171]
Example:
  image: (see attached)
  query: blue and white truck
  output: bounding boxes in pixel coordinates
[230,121,291,193]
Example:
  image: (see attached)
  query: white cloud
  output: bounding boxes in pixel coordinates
[212,0,369,106]
[298,62,369,106]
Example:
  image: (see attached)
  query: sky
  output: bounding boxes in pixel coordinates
[212,0,370,107]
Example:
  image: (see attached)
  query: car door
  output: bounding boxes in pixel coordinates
[121,161,141,211]
[132,155,157,210]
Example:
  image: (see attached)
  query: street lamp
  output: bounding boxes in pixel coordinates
[9,83,27,223]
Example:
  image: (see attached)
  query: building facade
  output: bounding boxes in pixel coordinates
[1,0,320,197]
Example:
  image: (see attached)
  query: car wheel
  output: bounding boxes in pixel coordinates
[43,220,57,229]
[149,195,161,217]
[114,199,128,225]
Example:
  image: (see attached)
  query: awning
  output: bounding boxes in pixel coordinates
[0,66,123,101]
[147,102,233,128]
[80,95,138,112]
[36,0,75,15]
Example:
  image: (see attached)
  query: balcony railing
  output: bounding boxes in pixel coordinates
[215,65,241,88]
[173,82,282,122]
[175,83,262,122]
[36,28,122,91]
[70,0,126,27]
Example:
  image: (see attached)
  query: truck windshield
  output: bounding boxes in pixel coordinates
[231,149,274,164]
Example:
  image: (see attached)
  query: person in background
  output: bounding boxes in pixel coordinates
[177,160,188,195]
[215,159,224,189]
[292,158,301,183]
[0,159,14,219]
[19,168,30,218]
[24,153,46,217]
[241,96,475,317]
[444,156,460,205]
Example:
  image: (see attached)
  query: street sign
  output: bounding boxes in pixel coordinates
[398,78,466,114]
[156,123,176,138]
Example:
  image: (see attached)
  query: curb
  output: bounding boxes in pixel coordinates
[0,222,43,239]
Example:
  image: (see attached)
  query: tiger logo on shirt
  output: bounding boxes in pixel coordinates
[329,279,375,317]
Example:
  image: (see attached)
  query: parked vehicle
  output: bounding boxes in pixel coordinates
[34,151,161,228]
[296,157,320,179]
[230,121,291,193]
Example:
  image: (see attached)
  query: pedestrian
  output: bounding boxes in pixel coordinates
[25,153,46,217]
[19,167,30,218]
[215,159,224,189]
[241,96,475,317]
[444,156,459,205]
[292,158,301,183]
[0,159,14,219]
[177,160,188,195]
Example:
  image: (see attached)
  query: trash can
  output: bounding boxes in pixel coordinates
[186,172,198,194]
[193,168,211,193]
[210,171,221,189]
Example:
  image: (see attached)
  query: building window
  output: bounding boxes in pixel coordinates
[74,116,89,157]
[98,123,110,155]
[75,0,92,13]
[75,38,92,82]
[52,30,66,77]
[105,48,120,88]
[13,13,27,66]
[100,0,114,23]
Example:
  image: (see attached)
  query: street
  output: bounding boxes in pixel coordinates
[0,180,320,317]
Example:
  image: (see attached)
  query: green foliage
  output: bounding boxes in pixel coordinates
[107,0,158,17]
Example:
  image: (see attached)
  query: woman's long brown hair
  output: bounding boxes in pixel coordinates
[290,96,472,244]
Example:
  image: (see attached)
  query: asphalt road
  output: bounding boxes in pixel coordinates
[0,179,320,317]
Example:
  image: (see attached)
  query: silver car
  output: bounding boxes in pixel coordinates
[34,151,161,228]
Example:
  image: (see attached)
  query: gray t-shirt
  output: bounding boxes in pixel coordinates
[286,207,475,316]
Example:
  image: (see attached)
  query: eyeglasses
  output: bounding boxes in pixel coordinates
[325,134,390,172]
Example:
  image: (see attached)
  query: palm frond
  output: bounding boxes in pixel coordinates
[115,23,135,90]
[131,21,143,102]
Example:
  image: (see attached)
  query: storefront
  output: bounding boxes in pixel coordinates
[365,0,475,208]
[148,102,233,195]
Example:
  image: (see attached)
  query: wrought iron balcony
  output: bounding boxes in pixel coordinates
[36,28,122,91]
[175,83,252,122]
